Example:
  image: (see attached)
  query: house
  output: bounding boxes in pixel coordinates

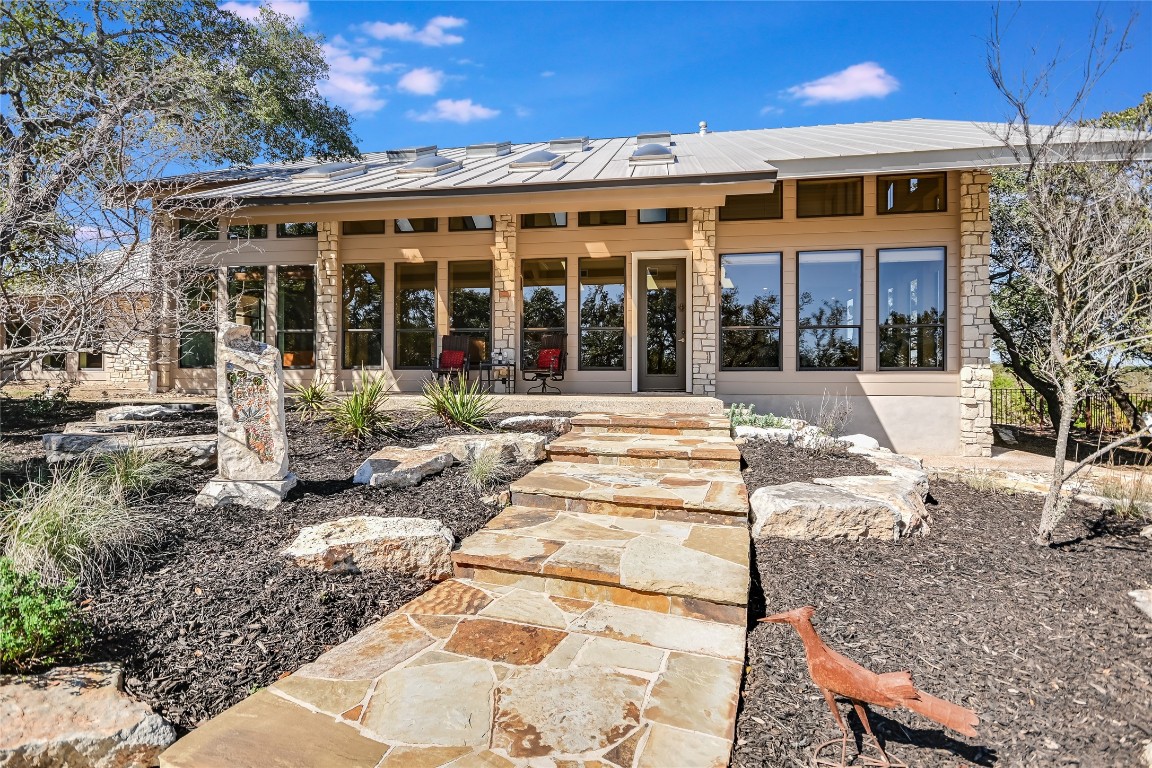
[30,119,1122,455]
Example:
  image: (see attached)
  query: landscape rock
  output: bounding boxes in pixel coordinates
[95,404,202,425]
[840,433,881,452]
[194,474,298,511]
[813,475,929,533]
[0,663,176,768]
[63,421,135,435]
[1142,525,1152,540]
[750,482,924,541]
[995,426,1019,445]
[1130,589,1152,622]
[735,425,850,454]
[497,415,572,434]
[353,446,455,488]
[283,516,454,580]
[43,432,217,468]
[435,432,548,464]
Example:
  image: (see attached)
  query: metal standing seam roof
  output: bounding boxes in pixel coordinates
[169,119,1137,203]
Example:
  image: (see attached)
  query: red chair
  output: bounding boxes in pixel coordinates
[522,333,566,394]
[431,335,471,383]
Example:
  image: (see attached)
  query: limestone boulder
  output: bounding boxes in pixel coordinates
[283,516,454,580]
[841,433,880,452]
[813,475,929,533]
[497,415,572,434]
[195,474,298,511]
[750,481,923,541]
[215,323,290,482]
[43,433,217,468]
[353,446,455,488]
[1130,589,1152,622]
[856,450,930,498]
[435,433,547,464]
[95,404,203,425]
[735,425,850,454]
[0,663,176,768]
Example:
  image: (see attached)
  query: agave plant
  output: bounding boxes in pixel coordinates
[418,375,499,431]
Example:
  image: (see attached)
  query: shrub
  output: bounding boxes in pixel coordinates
[466,449,513,491]
[288,379,331,420]
[419,375,499,431]
[23,381,73,418]
[1096,465,1152,519]
[94,441,179,500]
[791,390,854,439]
[726,403,790,429]
[325,374,391,442]
[0,556,87,673]
[0,461,162,586]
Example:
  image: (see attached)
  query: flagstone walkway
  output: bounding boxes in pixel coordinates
[161,413,751,768]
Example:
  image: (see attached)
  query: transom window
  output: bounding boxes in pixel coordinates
[878,174,947,214]
[521,259,566,367]
[638,208,688,224]
[342,220,386,235]
[276,222,318,237]
[521,212,567,229]
[578,210,626,227]
[796,178,863,218]
[797,250,861,369]
[449,215,494,231]
[277,265,316,369]
[449,261,493,363]
[720,253,782,370]
[719,190,783,221]
[395,218,438,233]
[878,247,945,369]
[342,264,384,368]
[394,263,437,368]
[179,219,219,240]
[578,257,625,370]
[228,224,268,239]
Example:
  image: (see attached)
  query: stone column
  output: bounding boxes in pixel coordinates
[316,222,341,384]
[690,207,719,396]
[492,214,518,364]
[959,171,994,457]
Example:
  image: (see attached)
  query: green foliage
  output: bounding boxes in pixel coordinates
[419,375,499,431]
[0,557,87,673]
[22,382,72,418]
[93,442,179,501]
[725,403,790,429]
[466,449,513,492]
[325,375,392,442]
[288,379,331,420]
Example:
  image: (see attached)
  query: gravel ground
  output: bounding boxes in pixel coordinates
[734,439,1152,768]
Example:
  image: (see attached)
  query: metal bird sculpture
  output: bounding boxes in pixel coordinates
[760,606,979,767]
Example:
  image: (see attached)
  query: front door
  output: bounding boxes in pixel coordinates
[638,259,686,391]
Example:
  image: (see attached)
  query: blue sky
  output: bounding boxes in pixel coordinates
[221,1,1151,152]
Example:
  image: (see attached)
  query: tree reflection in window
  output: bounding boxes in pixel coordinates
[579,257,625,369]
[720,253,781,369]
[342,264,384,368]
[449,261,492,363]
[878,247,945,369]
[798,250,861,369]
[521,259,566,367]
[395,263,436,369]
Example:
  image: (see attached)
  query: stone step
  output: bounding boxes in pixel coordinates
[546,431,742,470]
[510,461,749,524]
[452,505,750,608]
[568,413,732,437]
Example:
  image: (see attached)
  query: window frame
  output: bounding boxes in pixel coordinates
[448,215,495,232]
[876,173,948,215]
[341,263,385,369]
[179,219,220,240]
[796,249,863,371]
[577,256,626,371]
[276,264,317,370]
[795,177,864,219]
[876,246,947,371]
[637,208,688,224]
[718,190,783,221]
[718,252,783,372]
[342,220,387,236]
[394,217,438,234]
[520,258,568,368]
[227,223,268,240]
[79,351,104,370]
[275,222,318,238]
[520,212,568,229]
[393,262,437,370]
[577,210,626,227]
[448,260,494,364]
[177,269,218,369]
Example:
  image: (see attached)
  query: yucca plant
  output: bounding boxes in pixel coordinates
[288,379,331,420]
[325,374,392,442]
[419,375,499,431]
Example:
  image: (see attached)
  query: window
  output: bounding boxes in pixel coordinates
[79,351,103,370]
[278,265,316,368]
[449,261,493,363]
[520,212,567,229]
[41,354,65,370]
[227,224,268,239]
[227,266,266,342]
[179,271,217,368]
[719,190,783,221]
[578,257,625,370]
[179,219,219,240]
[878,174,947,214]
[578,210,626,227]
[878,247,945,369]
[394,217,438,233]
[394,263,436,368]
[796,178,863,218]
[342,220,386,235]
[797,250,861,369]
[720,253,782,370]
[521,259,566,367]
[276,222,318,238]
[638,208,688,224]
[342,264,384,368]
[448,215,494,231]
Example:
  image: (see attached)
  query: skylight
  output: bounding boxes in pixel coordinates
[466,141,512,158]
[636,132,672,146]
[386,145,438,161]
[630,143,675,165]
[548,137,589,154]
[395,154,463,177]
[509,149,564,172]
[291,161,366,181]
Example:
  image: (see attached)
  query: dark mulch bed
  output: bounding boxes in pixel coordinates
[82,409,560,732]
[740,438,880,486]
[734,441,1152,768]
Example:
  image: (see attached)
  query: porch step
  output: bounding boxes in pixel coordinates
[510,461,749,524]
[452,505,750,607]
[546,431,742,470]
[569,412,733,437]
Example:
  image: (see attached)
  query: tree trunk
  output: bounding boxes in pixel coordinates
[989,308,1063,426]
[1037,398,1075,545]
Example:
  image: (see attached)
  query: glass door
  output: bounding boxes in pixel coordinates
[638,260,686,391]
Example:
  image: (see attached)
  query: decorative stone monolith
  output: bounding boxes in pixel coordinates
[195,323,297,510]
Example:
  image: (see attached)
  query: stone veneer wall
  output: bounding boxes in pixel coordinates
[959,171,994,457]
[315,222,341,383]
[690,207,719,395]
[107,338,152,389]
[492,214,518,361]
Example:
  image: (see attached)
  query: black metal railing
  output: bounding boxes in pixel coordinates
[992,388,1152,432]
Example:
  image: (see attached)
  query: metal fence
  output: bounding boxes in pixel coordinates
[992,388,1152,432]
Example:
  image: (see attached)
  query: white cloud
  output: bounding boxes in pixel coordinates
[219,0,310,21]
[759,105,784,116]
[360,16,466,46]
[409,98,499,123]
[319,39,387,114]
[397,67,445,96]
[786,62,899,105]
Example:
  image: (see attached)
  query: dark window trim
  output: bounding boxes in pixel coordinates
[876,246,947,371]
[448,259,494,362]
[342,220,387,236]
[276,264,317,370]
[520,258,567,367]
[577,210,627,227]
[577,257,626,371]
[637,208,689,225]
[393,262,437,370]
[796,249,863,371]
[520,213,568,229]
[876,173,948,215]
[718,191,784,222]
[795,177,864,219]
[718,251,783,372]
[275,222,318,238]
[394,217,439,234]
[341,263,385,370]
[227,223,268,239]
[179,219,220,240]
[448,215,495,232]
